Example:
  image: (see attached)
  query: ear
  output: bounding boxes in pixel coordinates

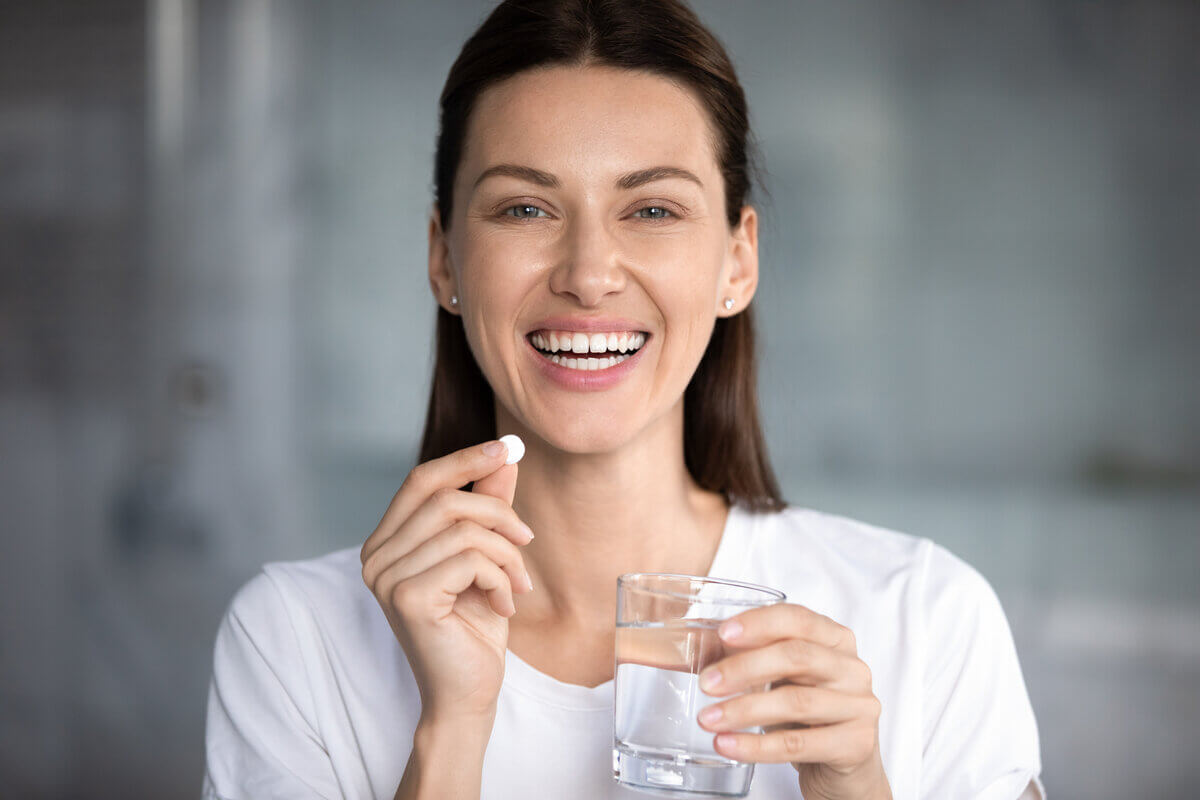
[428,204,458,313]
[717,205,759,316]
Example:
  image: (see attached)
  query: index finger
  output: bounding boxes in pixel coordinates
[716,603,857,655]
[362,440,511,562]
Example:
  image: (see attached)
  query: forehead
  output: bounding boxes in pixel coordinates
[461,65,720,184]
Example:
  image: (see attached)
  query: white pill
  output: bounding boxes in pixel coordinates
[498,434,525,465]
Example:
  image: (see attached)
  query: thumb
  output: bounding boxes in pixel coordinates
[471,462,518,505]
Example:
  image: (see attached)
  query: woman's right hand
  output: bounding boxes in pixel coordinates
[360,440,534,727]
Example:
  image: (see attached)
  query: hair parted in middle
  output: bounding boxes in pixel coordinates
[420,0,784,512]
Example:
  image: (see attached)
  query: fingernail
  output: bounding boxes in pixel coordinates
[521,523,535,541]
[700,668,722,691]
[482,441,505,457]
[524,573,534,592]
[718,620,742,642]
[699,705,723,726]
[716,734,737,752]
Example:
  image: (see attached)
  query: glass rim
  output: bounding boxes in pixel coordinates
[617,572,786,606]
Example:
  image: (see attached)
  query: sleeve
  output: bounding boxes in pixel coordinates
[202,570,341,800]
[917,543,1045,799]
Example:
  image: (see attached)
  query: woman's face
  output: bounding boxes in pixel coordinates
[431,65,757,455]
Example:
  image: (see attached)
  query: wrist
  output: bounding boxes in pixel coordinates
[397,715,494,800]
[414,711,494,756]
[802,755,891,800]
[848,763,892,800]
[838,761,891,800]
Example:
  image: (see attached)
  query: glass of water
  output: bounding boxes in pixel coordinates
[613,573,786,798]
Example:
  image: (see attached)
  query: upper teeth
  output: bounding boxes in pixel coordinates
[530,330,646,354]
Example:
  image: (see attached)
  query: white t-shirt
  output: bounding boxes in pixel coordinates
[202,504,1044,799]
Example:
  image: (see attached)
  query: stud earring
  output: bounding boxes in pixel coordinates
[723,297,734,310]
[450,295,458,307]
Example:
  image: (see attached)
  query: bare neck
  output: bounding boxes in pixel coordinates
[500,404,729,634]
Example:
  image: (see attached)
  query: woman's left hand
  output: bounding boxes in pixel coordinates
[697,604,892,800]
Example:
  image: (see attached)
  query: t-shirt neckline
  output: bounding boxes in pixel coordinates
[500,502,750,711]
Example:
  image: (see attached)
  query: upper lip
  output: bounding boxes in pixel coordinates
[526,316,650,334]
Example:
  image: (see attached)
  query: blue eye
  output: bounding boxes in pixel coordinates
[504,205,547,219]
[634,206,673,219]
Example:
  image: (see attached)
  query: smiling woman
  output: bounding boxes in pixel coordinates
[202,2,1044,799]
[425,55,780,503]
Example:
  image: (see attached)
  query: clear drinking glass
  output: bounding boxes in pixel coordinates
[612,573,787,798]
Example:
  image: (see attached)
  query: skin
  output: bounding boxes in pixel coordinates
[440,64,750,667]
[364,64,891,800]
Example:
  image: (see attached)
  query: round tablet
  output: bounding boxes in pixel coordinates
[498,434,525,465]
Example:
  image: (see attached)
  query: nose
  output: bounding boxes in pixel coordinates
[547,215,627,306]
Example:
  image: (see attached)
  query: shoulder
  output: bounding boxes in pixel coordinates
[732,503,999,616]
[260,545,367,605]
[751,505,1015,666]
[227,545,363,610]
[758,504,926,557]
[737,503,928,580]
[206,548,369,797]
[219,545,375,651]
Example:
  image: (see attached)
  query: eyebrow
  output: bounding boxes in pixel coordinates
[616,166,704,190]
[472,164,704,191]
[473,164,560,189]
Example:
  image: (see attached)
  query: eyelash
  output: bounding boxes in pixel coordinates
[632,206,675,221]
[499,203,680,222]
[502,204,550,220]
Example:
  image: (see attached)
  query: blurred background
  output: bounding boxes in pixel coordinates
[2,0,1197,797]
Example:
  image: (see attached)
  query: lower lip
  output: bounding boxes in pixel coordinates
[525,337,649,391]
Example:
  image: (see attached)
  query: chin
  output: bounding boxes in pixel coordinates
[531,412,644,456]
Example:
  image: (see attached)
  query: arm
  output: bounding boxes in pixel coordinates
[203,572,341,799]
[393,718,492,800]
[917,542,1043,798]
[362,440,532,800]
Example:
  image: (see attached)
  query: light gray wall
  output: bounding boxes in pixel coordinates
[2,1,1197,798]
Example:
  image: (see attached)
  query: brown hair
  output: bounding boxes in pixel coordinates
[419,0,784,512]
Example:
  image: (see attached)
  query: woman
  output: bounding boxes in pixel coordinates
[203,1,1043,798]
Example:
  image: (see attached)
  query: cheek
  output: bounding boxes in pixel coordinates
[640,242,724,365]
[643,242,724,315]
[454,237,541,371]
[636,225,725,281]
[459,230,552,294]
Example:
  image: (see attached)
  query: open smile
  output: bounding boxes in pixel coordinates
[525,329,648,371]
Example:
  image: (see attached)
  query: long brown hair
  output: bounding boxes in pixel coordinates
[419,0,784,512]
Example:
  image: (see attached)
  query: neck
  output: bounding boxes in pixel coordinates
[499,402,729,632]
